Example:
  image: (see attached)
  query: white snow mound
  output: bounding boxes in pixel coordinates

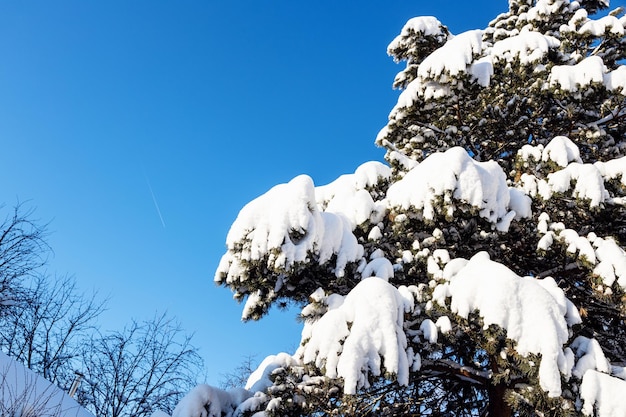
[441,252,581,397]
[297,277,410,395]
[386,147,527,231]
[0,351,94,417]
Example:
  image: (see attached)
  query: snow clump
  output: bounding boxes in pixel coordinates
[171,385,252,417]
[437,252,581,397]
[580,370,626,416]
[297,277,410,395]
[245,353,299,393]
[386,147,529,231]
[490,29,560,65]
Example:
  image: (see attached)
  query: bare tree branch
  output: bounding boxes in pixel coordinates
[77,313,204,417]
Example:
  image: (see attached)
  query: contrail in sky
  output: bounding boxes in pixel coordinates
[144,173,166,229]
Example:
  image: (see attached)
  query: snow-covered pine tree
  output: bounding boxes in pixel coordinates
[166,1,626,416]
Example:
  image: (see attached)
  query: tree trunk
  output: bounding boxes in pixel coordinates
[487,383,512,417]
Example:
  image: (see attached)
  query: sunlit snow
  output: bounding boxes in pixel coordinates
[580,370,626,416]
[437,252,580,397]
[491,29,560,65]
[386,147,526,230]
[0,351,93,417]
[296,277,410,395]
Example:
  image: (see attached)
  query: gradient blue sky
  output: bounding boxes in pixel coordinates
[0,1,573,385]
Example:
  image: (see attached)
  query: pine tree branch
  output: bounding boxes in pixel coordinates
[587,105,626,128]
[590,39,607,57]
[536,262,580,278]
[381,139,402,154]
[412,120,445,134]
[421,358,491,386]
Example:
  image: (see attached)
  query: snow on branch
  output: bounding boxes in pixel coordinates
[388,29,489,104]
[549,57,626,94]
[387,16,449,58]
[550,56,607,91]
[436,252,581,397]
[314,161,390,229]
[534,213,626,292]
[490,29,560,65]
[215,162,394,319]
[387,16,451,90]
[580,370,626,416]
[518,136,626,208]
[418,30,484,81]
[591,234,626,289]
[171,385,252,417]
[215,176,357,277]
[578,15,624,37]
[595,155,626,186]
[244,353,298,393]
[296,277,411,395]
[542,136,583,167]
[548,163,609,207]
[571,336,611,379]
[523,0,577,24]
[386,147,529,231]
[604,66,626,93]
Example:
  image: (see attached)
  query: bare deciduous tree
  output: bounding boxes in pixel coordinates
[0,203,203,416]
[77,313,203,417]
[0,203,49,317]
[218,355,257,391]
[0,274,105,390]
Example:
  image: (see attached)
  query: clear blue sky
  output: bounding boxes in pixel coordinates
[0,1,533,385]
